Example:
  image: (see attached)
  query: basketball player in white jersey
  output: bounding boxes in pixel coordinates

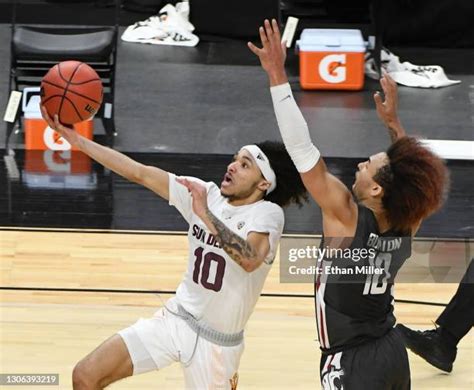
[40,106,307,389]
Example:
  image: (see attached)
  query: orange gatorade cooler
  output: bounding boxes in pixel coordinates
[296,29,366,90]
[23,87,93,150]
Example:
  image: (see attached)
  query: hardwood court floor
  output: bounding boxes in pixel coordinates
[1,231,473,389]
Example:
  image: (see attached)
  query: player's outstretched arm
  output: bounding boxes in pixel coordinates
[40,105,170,200]
[177,178,270,272]
[249,20,357,230]
[373,72,407,143]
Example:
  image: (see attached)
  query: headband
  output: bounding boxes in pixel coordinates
[240,144,277,194]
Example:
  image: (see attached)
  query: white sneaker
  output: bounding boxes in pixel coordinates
[158,3,195,32]
[121,15,166,43]
[390,62,460,88]
[144,25,199,47]
[121,2,198,46]
[365,48,460,88]
[175,1,190,22]
[364,48,405,80]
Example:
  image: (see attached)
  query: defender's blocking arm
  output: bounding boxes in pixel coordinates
[373,72,407,143]
[249,20,357,229]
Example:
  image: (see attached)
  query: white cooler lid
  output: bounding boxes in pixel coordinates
[22,87,42,119]
[24,95,43,119]
[297,29,366,52]
[22,86,93,122]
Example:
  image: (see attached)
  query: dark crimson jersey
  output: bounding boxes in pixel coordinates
[315,205,412,354]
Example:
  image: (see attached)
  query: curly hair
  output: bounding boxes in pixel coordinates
[374,137,449,234]
[256,141,308,208]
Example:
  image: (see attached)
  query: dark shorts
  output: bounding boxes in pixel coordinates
[319,327,410,390]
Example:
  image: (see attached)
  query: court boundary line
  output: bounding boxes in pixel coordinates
[1,226,472,242]
[0,286,448,307]
[0,226,319,238]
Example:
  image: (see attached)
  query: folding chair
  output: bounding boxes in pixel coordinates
[5,0,119,152]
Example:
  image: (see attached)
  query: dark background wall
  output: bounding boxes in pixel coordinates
[0,0,473,46]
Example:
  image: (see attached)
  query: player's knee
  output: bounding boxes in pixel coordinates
[72,360,98,390]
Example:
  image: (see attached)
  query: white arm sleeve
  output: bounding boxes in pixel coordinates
[270,83,320,173]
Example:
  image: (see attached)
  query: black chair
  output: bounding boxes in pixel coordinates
[5,0,120,151]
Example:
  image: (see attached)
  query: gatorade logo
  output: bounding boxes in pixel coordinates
[43,150,71,173]
[43,125,71,151]
[319,54,347,83]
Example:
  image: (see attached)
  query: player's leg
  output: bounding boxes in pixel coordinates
[390,328,411,390]
[320,328,410,389]
[73,306,180,389]
[72,334,133,390]
[179,328,244,390]
[396,259,474,372]
[359,328,410,389]
[435,258,474,344]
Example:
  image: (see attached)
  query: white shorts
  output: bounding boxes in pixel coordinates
[118,298,244,390]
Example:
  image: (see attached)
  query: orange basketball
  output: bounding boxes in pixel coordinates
[40,61,103,125]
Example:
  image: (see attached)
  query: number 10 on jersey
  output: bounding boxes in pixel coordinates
[193,247,226,292]
[363,252,392,295]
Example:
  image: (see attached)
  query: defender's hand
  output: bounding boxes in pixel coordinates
[248,19,287,84]
[374,72,401,129]
[40,105,80,147]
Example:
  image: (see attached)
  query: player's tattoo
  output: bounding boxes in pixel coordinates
[205,208,258,268]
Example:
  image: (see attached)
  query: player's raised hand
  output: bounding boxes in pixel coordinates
[176,177,209,221]
[40,105,80,147]
[248,19,287,83]
[373,72,401,129]
[373,72,406,141]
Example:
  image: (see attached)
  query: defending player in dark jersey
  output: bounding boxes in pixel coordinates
[249,20,449,389]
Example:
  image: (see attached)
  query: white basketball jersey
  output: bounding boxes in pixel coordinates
[168,174,284,334]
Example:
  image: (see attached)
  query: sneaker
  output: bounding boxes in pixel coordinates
[150,2,199,46]
[396,324,457,373]
[364,48,405,80]
[364,48,460,88]
[160,2,195,32]
[121,3,199,47]
[144,26,199,47]
[121,16,167,43]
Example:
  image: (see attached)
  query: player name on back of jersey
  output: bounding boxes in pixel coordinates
[366,233,403,252]
[192,224,222,249]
